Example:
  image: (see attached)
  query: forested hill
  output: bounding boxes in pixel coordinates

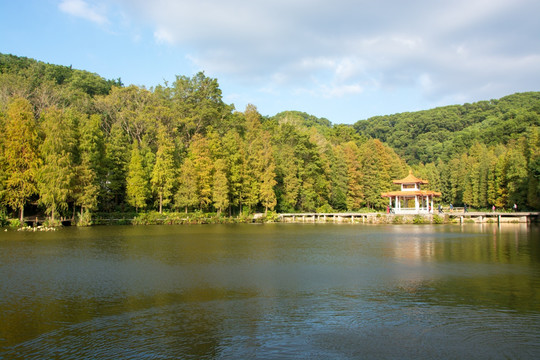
[0,53,539,224]
[0,53,122,98]
[354,92,540,164]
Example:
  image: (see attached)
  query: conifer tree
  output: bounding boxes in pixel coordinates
[212,159,229,215]
[526,127,540,208]
[221,130,246,215]
[74,113,104,217]
[151,126,176,213]
[342,142,364,210]
[37,107,75,222]
[175,157,198,213]
[190,134,214,210]
[259,132,277,215]
[126,142,149,212]
[2,98,41,222]
[328,145,348,211]
[104,122,129,210]
[243,105,267,211]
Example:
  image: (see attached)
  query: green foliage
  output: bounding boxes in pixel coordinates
[1,53,539,221]
[392,216,404,224]
[432,214,444,224]
[151,126,176,213]
[2,98,41,221]
[0,53,120,97]
[76,209,93,226]
[354,92,540,164]
[126,142,149,211]
[9,218,22,228]
[38,107,75,221]
[73,113,103,213]
[413,215,427,224]
[212,158,229,214]
[0,208,8,227]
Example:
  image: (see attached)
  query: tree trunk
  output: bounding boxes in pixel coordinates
[19,207,24,223]
[159,193,163,214]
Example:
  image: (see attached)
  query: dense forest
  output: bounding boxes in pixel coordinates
[0,53,538,224]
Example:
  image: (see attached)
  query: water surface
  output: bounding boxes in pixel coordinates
[1,223,539,359]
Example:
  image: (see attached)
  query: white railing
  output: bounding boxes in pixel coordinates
[394,208,432,214]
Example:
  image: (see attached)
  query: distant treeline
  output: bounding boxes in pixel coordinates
[354,92,540,210]
[0,53,538,224]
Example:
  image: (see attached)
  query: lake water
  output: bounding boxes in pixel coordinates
[1,223,539,359]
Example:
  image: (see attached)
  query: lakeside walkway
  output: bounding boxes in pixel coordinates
[278,211,540,224]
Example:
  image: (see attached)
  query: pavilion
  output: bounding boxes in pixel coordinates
[381,171,441,214]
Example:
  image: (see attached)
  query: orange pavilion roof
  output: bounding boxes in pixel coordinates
[381,190,441,197]
[392,171,429,184]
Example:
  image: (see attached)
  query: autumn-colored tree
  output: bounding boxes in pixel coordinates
[151,126,176,213]
[37,107,75,221]
[212,159,229,215]
[189,134,214,210]
[175,158,198,213]
[2,98,41,222]
[126,142,149,212]
[259,132,277,215]
[221,129,246,215]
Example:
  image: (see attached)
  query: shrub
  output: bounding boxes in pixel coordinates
[0,209,8,227]
[77,210,93,226]
[42,218,62,227]
[316,204,334,213]
[432,214,444,224]
[413,215,426,224]
[9,219,21,228]
[392,216,403,224]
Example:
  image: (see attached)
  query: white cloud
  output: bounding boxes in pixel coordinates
[59,0,109,25]
[153,27,174,44]
[111,0,540,114]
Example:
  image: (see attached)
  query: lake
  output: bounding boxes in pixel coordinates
[1,223,539,359]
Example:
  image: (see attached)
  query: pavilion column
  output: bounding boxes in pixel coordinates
[431,196,434,214]
[415,195,419,212]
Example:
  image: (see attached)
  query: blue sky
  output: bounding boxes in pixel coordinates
[1,0,539,124]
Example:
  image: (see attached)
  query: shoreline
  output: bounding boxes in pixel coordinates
[5,211,539,229]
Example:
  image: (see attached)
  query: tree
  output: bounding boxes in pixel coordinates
[37,107,75,221]
[74,113,104,216]
[175,158,198,213]
[259,132,277,215]
[151,126,176,213]
[244,105,265,211]
[221,129,246,215]
[526,127,540,208]
[212,159,229,215]
[342,142,364,210]
[504,145,528,207]
[2,98,41,222]
[189,134,214,210]
[103,122,130,210]
[126,142,149,212]
[167,72,230,141]
[328,145,348,210]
